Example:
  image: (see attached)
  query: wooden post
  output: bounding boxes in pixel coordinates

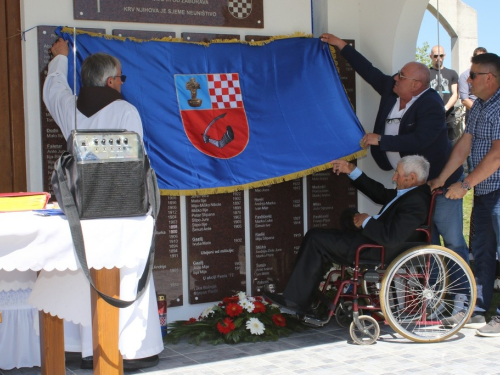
[91,267,123,374]
[39,311,65,375]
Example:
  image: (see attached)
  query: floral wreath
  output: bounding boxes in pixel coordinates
[166,291,305,345]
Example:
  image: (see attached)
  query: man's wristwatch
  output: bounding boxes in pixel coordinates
[377,135,382,143]
[461,180,472,191]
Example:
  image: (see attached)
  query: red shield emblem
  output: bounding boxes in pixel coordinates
[176,73,249,159]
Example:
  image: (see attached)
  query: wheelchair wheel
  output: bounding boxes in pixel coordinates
[335,300,364,327]
[349,315,380,345]
[380,245,476,343]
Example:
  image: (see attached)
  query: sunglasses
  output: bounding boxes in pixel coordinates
[469,71,497,80]
[112,75,127,82]
[397,70,420,81]
[433,54,445,58]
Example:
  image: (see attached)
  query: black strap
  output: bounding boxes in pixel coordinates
[54,153,159,308]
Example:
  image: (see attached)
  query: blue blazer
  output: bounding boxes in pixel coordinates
[341,44,463,186]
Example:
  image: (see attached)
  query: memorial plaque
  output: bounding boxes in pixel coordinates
[38,26,105,199]
[112,29,176,40]
[305,39,358,229]
[307,171,357,229]
[244,35,270,42]
[153,195,183,307]
[249,179,303,294]
[38,26,67,199]
[187,192,245,304]
[181,32,239,43]
[74,0,264,29]
[331,39,356,110]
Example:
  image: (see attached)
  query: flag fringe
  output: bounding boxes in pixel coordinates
[160,149,366,196]
[60,27,312,46]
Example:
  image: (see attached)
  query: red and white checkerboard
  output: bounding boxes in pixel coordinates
[228,0,253,19]
[207,73,243,109]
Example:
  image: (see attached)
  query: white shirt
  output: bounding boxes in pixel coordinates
[385,88,430,169]
[43,55,143,141]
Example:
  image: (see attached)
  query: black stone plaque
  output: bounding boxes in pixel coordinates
[181,32,239,42]
[153,195,183,307]
[38,26,67,199]
[38,26,105,199]
[74,0,264,28]
[244,35,270,42]
[331,39,356,110]
[187,191,245,304]
[249,179,303,294]
[112,29,176,40]
[305,39,358,229]
[307,171,357,229]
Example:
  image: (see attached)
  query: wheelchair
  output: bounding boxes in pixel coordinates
[306,190,476,344]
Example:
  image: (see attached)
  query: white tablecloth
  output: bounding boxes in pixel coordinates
[0,289,40,370]
[0,211,163,361]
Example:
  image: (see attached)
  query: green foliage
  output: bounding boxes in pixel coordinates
[416,41,432,67]
[165,292,307,345]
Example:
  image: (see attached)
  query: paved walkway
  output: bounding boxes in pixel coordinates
[2,321,500,374]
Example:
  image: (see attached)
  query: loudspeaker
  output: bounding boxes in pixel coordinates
[54,130,150,219]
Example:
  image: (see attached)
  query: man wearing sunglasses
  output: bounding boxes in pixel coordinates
[44,38,142,141]
[43,39,161,369]
[459,47,488,113]
[429,46,459,143]
[430,53,500,338]
[319,32,468,316]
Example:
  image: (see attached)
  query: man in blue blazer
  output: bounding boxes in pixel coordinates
[318,33,469,314]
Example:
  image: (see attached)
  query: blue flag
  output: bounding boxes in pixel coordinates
[57,27,365,195]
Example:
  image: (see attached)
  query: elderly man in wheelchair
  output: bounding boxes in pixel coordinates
[265,155,475,344]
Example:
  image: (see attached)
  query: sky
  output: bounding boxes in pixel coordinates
[416,0,499,69]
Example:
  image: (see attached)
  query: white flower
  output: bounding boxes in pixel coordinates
[237,291,247,301]
[239,299,255,313]
[246,317,265,335]
[200,306,215,319]
[245,302,255,313]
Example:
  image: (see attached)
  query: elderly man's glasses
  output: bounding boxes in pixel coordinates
[433,54,445,58]
[469,71,497,80]
[112,75,127,82]
[397,70,420,81]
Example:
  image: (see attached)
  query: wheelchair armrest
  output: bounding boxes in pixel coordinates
[355,244,385,269]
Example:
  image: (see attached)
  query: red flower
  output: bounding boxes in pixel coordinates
[226,302,243,317]
[222,296,239,304]
[183,318,197,325]
[254,296,263,301]
[217,318,235,334]
[272,314,286,327]
[252,301,266,313]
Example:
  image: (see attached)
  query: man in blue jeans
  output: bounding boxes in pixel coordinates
[320,32,471,320]
[430,53,500,335]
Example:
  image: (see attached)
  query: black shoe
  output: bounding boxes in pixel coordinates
[80,356,93,369]
[124,355,159,370]
[80,355,159,370]
[263,291,305,314]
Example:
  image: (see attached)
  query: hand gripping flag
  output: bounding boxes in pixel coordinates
[56,27,365,195]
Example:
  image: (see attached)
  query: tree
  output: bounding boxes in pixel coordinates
[416,41,432,67]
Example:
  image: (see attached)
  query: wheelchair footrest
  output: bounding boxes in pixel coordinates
[301,314,331,327]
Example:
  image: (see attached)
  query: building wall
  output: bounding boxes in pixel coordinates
[20,0,429,321]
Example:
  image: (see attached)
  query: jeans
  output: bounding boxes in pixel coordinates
[431,194,469,262]
[431,193,470,297]
[471,190,500,313]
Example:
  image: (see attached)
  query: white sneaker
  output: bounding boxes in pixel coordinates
[428,294,467,320]
[452,294,467,316]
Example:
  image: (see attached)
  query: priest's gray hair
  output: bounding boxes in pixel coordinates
[81,53,121,87]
